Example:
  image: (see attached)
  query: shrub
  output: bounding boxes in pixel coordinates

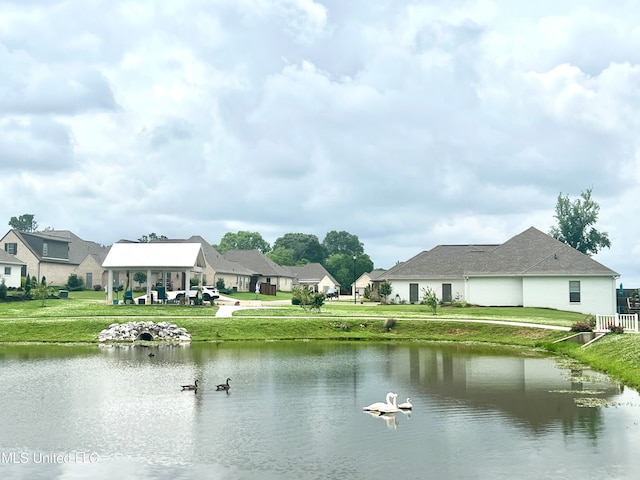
[0,279,7,299]
[420,287,438,315]
[383,318,397,332]
[66,273,84,291]
[608,324,625,334]
[570,322,593,332]
[93,284,102,291]
[291,286,325,312]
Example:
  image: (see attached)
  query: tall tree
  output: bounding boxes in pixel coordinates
[549,188,611,256]
[322,231,364,257]
[272,233,325,264]
[324,253,374,293]
[267,247,296,266]
[138,233,168,242]
[8,214,38,232]
[213,231,271,254]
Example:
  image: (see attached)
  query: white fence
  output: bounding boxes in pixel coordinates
[595,313,639,333]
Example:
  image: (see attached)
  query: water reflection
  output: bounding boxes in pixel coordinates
[0,341,639,480]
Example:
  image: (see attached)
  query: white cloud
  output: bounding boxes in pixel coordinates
[1,0,638,285]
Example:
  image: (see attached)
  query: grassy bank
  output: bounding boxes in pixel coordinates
[2,297,640,389]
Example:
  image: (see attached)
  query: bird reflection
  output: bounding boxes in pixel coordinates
[364,411,397,430]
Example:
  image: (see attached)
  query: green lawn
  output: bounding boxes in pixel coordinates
[3,295,640,389]
[234,304,587,327]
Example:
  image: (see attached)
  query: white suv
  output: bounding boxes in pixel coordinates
[175,286,220,302]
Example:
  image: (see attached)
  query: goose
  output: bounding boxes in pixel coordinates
[363,392,395,412]
[398,398,412,410]
[181,380,199,391]
[216,378,231,390]
[377,393,399,414]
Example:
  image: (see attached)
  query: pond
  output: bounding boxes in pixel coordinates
[1,341,640,480]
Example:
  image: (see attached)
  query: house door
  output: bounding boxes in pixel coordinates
[442,283,452,303]
[409,283,419,304]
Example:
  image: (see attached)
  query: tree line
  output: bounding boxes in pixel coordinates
[8,187,612,293]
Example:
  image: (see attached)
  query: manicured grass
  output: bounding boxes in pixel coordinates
[0,298,218,318]
[3,296,640,390]
[235,304,587,327]
[548,334,640,390]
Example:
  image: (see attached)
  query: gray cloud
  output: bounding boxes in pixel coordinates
[1,0,639,285]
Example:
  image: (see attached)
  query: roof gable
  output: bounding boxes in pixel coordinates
[103,243,206,269]
[467,227,618,276]
[223,250,294,278]
[289,263,340,285]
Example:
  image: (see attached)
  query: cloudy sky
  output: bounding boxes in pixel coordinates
[2,0,639,285]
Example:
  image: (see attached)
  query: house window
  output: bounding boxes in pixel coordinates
[266,277,271,284]
[4,267,10,275]
[569,281,581,303]
[43,243,48,256]
[5,243,17,255]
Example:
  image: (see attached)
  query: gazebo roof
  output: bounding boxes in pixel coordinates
[102,243,206,270]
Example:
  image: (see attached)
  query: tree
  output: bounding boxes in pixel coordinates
[549,188,611,256]
[32,276,52,307]
[322,231,364,257]
[267,247,297,266]
[324,253,374,294]
[9,214,38,232]
[421,287,438,315]
[133,272,147,288]
[138,233,168,243]
[214,231,271,254]
[272,233,325,264]
[379,281,393,304]
[291,285,325,312]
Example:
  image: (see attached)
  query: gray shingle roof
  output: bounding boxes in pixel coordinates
[378,227,618,280]
[0,249,25,265]
[288,263,340,286]
[223,249,294,278]
[14,230,108,266]
[186,236,255,275]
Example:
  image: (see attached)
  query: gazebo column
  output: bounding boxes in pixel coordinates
[107,270,113,303]
[146,269,152,303]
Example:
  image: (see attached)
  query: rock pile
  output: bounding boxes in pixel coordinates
[98,321,191,342]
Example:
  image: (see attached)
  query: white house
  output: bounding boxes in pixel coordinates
[0,249,26,288]
[375,227,619,315]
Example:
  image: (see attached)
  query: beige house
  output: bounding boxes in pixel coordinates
[187,236,254,292]
[288,263,340,293]
[1,229,108,288]
[353,268,386,299]
[223,249,295,293]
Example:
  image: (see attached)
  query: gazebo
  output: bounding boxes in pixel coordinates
[102,243,207,304]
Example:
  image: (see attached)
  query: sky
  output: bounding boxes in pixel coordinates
[1,0,639,285]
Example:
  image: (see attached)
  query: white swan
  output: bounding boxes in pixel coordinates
[363,392,395,412]
[377,393,399,414]
[398,398,412,410]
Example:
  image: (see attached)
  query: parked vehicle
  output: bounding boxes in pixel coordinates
[174,285,220,302]
[325,288,339,299]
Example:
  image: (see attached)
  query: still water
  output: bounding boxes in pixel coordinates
[1,341,640,480]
